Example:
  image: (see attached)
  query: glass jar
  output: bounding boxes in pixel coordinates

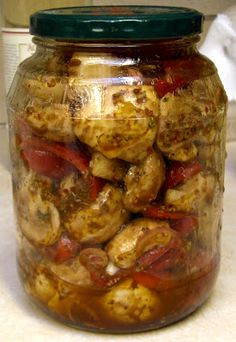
[7,6,227,333]
[1,1,92,95]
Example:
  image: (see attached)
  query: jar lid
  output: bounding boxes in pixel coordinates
[30,6,203,40]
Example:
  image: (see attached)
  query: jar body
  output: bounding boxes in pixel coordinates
[8,37,227,333]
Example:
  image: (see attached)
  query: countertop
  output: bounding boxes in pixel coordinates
[0,125,235,342]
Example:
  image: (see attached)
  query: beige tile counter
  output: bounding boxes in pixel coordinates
[0,125,235,342]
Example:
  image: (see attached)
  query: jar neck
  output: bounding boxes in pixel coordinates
[33,35,200,60]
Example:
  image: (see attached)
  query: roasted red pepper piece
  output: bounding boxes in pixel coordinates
[136,229,186,270]
[132,270,179,290]
[149,246,186,273]
[22,136,90,173]
[136,245,171,269]
[155,57,207,98]
[170,216,198,237]
[164,160,202,189]
[87,175,106,201]
[164,57,207,83]
[17,119,90,173]
[143,205,189,220]
[89,270,111,288]
[21,148,73,180]
[22,137,103,199]
[132,271,162,289]
[88,270,125,288]
[45,235,81,263]
[18,120,104,199]
[155,77,186,98]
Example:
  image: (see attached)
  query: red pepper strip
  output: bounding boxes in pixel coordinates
[155,56,207,98]
[21,148,73,180]
[106,272,128,287]
[154,79,173,98]
[136,231,185,270]
[163,57,207,82]
[87,175,106,201]
[132,271,161,289]
[164,160,203,189]
[149,246,186,273]
[143,205,190,220]
[155,77,186,98]
[89,269,126,288]
[17,118,90,172]
[22,136,90,173]
[136,245,171,269]
[17,118,104,198]
[45,235,81,263]
[21,135,104,199]
[170,216,198,237]
[132,270,179,290]
[89,270,111,288]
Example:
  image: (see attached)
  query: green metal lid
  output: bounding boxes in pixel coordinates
[30,6,203,40]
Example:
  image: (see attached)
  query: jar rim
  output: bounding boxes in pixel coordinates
[30,5,204,41]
